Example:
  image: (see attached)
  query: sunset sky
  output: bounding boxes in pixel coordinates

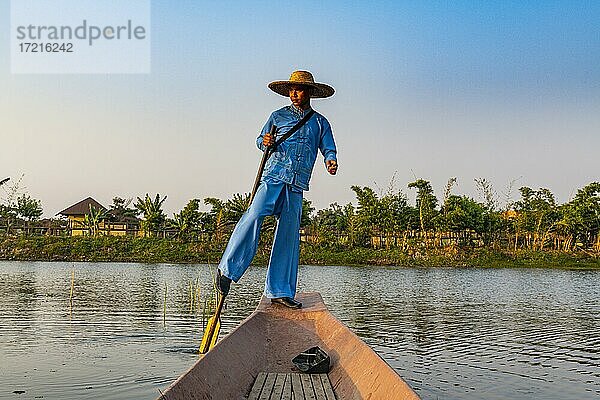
[1,0,599,217]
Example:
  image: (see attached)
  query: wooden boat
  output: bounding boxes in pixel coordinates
[158,292,420,400]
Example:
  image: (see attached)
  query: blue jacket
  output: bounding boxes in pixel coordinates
[256,106,337,191]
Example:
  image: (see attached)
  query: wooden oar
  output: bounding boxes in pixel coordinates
[199,125,277,354]
[249,125,277,206]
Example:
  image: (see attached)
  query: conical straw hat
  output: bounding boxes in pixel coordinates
[268,70,335,98]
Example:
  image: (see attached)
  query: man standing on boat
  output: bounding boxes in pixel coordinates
[215,70,338,309]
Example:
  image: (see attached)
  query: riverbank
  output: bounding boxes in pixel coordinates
[0,235,598,269]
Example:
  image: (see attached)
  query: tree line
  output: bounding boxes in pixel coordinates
[312,179,600,253]
[1,176,599,253]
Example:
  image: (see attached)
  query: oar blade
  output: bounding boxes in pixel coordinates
[209,318,221,348]
[199,315,221,354]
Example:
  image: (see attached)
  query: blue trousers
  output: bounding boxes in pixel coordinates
[218,181,303,298]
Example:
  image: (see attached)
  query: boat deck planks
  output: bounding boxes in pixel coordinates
[318,374,336,400]
[248,373,336,400]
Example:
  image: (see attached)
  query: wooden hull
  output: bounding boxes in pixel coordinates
[158,292,420,400]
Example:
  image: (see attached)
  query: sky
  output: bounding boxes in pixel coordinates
[1,0,599,218]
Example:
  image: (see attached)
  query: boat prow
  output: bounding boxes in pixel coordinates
[158,292,420,399]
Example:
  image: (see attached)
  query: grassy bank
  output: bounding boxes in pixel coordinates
[0,235,598,269]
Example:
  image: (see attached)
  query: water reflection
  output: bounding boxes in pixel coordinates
[0,261,598,399]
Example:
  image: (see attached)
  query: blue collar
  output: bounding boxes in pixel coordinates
[289,105,312,118]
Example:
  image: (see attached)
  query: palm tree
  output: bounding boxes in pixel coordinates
[203,197,226,242]
[0,177,18,234]
[227,193,250,223]
[79,204,107,236]
[408,179,438,232]
[203,194,252,242]
[170,211,186,240]
[169,199,202,241]
[135,194,167,237]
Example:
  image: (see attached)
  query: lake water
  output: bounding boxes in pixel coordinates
[0,261,598,400]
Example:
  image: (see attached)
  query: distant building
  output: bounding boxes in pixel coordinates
[501,209,518,220]
[58,197,139,236]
